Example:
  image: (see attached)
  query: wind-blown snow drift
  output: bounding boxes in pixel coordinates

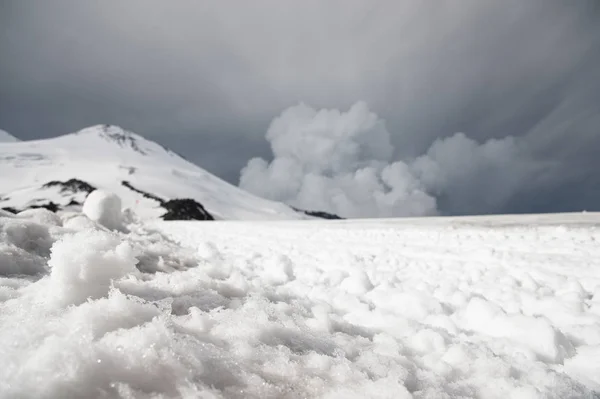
[239,102,540,218]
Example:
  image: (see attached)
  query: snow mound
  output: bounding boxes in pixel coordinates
[47,230,138,306]
[461,296,574,363]
[16,208,63,227]
[82,190,124,231]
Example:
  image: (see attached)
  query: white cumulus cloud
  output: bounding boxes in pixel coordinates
[240,102,540,218]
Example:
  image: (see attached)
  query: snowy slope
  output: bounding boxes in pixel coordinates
[1,209,600,398]
[0,129,19,142]
[0,124,303,220]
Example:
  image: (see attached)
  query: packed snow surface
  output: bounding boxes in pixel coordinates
[1,209,600,398]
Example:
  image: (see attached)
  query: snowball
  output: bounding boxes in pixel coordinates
[82,190,124,231]
[47,230,138,305]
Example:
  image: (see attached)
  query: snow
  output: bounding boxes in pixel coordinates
[0,129,18,142]
[0,124,303,221]
[82,190,124,231]
[1,209,600,397]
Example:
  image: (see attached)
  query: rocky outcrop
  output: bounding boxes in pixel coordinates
[3,201,60,214]
[121,180,214,221]
[162,199,214,221]
[121,180,163,203]
[292,207,344,220]
[43,179,96,194]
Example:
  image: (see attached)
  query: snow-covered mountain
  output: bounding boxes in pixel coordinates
[0,124,305,220]
[0,129,19,143]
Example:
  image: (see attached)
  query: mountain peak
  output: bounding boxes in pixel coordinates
[71,124,159,156]
[76,124,133,136]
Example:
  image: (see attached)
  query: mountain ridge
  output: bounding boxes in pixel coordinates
[0,125,309,221]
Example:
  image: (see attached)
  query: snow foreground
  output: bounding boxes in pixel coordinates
[1,210,600,398]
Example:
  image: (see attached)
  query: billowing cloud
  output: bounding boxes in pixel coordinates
[240,103,542,217]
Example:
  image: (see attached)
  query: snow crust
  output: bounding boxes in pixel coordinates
[1,210,600,397]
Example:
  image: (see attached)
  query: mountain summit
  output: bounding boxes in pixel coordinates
[0,125,304,220]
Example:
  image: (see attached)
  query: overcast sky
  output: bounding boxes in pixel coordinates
[1,1,599,216]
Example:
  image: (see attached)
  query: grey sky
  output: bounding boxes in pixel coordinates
[1,0,599,215]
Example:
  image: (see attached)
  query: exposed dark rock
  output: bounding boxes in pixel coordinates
[292,206,344,220]
[29,202,60,212]
[121,180,164,203]
[100,125,147,155]
[122,180,214,221]
[43,178,96,194]
[7,202,61,214]
[162,199,214,221]
[2,179,93,215]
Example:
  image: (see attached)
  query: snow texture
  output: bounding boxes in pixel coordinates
[1,210,600,397]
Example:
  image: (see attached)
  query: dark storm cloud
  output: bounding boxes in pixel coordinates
[1,0,599,215]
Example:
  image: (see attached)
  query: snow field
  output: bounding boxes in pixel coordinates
[157,219,600,397]
[1,208,600,398]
